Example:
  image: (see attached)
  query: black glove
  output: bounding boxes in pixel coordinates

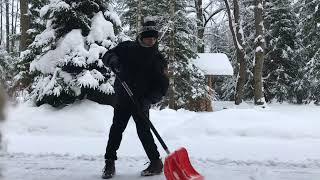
[109,55,120,73]
[140,98,152,111]
[102,52,120,73]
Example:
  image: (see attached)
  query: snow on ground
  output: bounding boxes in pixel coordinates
[1,100,320,180]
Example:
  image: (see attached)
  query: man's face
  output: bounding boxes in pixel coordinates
[142,37,157,47]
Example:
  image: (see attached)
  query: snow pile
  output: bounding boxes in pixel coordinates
[2,101,320,163]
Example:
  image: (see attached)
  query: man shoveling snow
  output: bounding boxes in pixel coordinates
[101,17,169,179]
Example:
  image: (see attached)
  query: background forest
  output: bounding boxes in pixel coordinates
[0,0,319,110]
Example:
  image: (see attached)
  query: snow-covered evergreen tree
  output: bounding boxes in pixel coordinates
[298,0,320,104]
[13,0,50,93]
[166,0,209,110]
[0,49,14,87]
[29,0,50,41]
[263,0,299,102]
[27,0,123,107]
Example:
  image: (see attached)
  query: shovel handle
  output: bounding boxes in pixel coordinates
[115,74,171,155]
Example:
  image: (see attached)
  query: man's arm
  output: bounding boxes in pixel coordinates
[102,41,130,72]
[145,53,169,104]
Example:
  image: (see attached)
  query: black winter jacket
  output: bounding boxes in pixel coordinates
[102,39,169,110]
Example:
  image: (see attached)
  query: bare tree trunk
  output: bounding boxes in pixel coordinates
[20,0,29,51]
[14,0,18,35]
[224,0,247,105]
[168,0,176,109]
[253,0,265,105]
[233,0,247,105]
[5,0,10,52]
[0,0,3,45]
[195,0,204,53]
[136,0,142,36]
[11,0,14,52]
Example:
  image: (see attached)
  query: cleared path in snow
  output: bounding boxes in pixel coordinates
[1,153,320,180]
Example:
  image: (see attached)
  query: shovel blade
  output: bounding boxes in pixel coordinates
[164,147,204,180]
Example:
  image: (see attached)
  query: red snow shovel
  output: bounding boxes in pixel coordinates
[116,74,204,180]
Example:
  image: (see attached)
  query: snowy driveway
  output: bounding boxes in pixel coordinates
[1,153,320,180]
[1,101,320,179]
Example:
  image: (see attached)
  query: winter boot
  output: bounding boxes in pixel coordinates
[102,159,115,179]
[141,159,163,176]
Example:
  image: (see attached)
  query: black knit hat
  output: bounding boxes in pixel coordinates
[140,17,159,39]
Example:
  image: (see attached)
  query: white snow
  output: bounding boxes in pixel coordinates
[77,70,100,89]
[1,101,320,179]
[105,5,122,27]
[98,82,115,94]
[87,44,107,65]
[257,3,263,10]
[31,27,56,51]
[40,0,70,18]
[98,76,115,94]
[30,29,88,74]
[87,12,116,44]
[255,35,264,43]
[192,53,234,75]
[39,4,50,18]
[143,16,157,23]
[256,46,264,53]
[32,70,63,100]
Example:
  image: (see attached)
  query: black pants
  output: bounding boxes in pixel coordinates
[104,106,160,161]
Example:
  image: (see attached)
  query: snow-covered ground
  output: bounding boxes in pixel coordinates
[1,100,320,180]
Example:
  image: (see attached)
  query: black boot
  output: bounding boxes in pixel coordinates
[102,159,115,179]
[141,159,163,176]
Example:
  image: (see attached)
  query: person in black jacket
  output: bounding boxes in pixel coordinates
[101,18,169,179]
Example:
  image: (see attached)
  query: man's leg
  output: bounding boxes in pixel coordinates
[105,106,131,160]
[132,111,160,161]
[132,111,163,176]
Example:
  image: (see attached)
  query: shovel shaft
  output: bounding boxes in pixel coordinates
[118,78,171,155]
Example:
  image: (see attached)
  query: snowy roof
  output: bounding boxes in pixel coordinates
[192,53,234,76]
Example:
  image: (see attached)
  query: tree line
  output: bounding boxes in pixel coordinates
[0,0,319,111]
